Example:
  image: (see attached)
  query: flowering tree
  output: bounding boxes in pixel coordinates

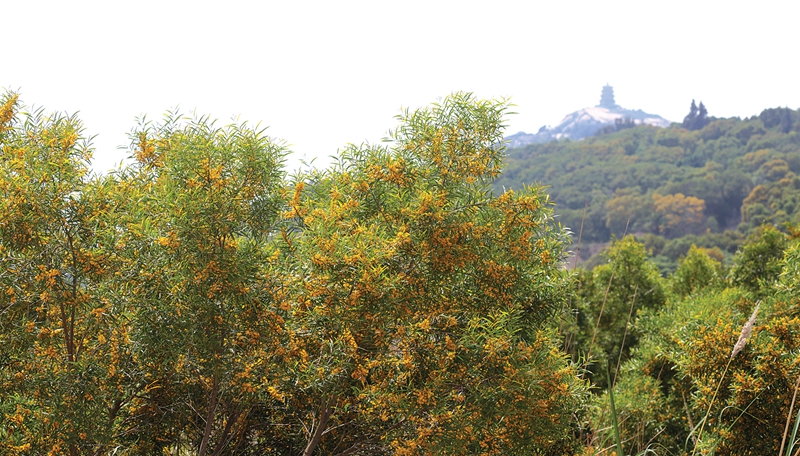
[114,114,291,454]
[281,93,586,455]
[0,92,128,455]
[1,92,587,455]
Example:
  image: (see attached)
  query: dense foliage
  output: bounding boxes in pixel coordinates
[576,226,800,456]
[0,92,588,455]
[495,106,800,271]
[4,89,800,456]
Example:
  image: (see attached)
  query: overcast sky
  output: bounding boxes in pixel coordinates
[5,1,799,173]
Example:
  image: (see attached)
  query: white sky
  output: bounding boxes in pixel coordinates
[5,1,799,174]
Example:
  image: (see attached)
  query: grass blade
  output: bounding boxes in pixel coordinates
[781,374,800,456]
[786,374,800,456]
[608,362,624,456]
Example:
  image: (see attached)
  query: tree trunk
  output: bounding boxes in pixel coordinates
[302,397,333,456]
[198,374,219,456]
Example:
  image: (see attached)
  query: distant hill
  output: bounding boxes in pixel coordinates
[505,85,671,148]
[496,106,800,272]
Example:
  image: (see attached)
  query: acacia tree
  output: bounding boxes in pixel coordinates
[2,92,588,454]
[114,114,292,454]
[0,92,130,455]
[281,93,587,455]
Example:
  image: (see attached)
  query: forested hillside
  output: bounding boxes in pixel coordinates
[495,106,800,271]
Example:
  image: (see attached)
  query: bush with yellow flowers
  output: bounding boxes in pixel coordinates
[592,227,800,455]
[1,91,589,455]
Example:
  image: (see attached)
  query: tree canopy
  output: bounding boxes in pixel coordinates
[0,91,588,455]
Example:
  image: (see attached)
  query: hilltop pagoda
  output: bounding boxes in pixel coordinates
[504,83,671,148]
[598,84,617,109]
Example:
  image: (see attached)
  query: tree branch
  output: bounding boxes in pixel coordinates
[302,396,334,456]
